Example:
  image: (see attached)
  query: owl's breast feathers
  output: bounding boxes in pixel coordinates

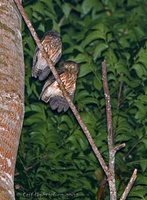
[41,71,77,103]
[42,36,62,64]
[32,30,62,81]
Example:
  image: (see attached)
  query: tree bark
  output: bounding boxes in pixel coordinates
[0,0,24,199]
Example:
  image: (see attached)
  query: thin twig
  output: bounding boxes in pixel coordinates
[120,169,137,200]
[14,0,109,176]
[102,61,113,144]
[114,143,126,154]
[102,60,116,200]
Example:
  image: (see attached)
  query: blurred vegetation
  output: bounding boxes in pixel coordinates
[15,0,147,199]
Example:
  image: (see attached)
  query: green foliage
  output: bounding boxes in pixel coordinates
[16,0,147,199]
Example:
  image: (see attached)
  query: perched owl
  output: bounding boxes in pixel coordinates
[40,61,80,112]
[32,30,62,81]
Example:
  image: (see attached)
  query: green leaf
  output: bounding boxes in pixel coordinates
[79,63,92,77]
[93,42,108,61]
[81,30,106,47]
[60,115,73,129]
[132,63,147,78]
[82,0,97,15]
[140,160,147,172]
[62,3,72,18]
[74,53,91,63]
[93,76,102,90]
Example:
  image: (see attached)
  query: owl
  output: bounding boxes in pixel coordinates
[40,61,80,112]
[32,30,62,81]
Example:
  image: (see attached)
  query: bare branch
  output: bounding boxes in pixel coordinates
[102,61,137,200]
[114,143,126,154]
[14,0,109,176]
[102,60,116,200]
[102,60,113,144]
[120,169,137,200]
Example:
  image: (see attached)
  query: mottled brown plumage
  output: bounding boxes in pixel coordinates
[32,30,62,81]
[40,61,80,112]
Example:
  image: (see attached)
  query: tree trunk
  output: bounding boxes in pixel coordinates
[0,0,24,199]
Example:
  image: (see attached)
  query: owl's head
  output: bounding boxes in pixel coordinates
[60,61,80,74]
[44,30,60,39]
[42,30,61,48]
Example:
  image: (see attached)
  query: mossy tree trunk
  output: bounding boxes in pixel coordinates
[0,0,24,199]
